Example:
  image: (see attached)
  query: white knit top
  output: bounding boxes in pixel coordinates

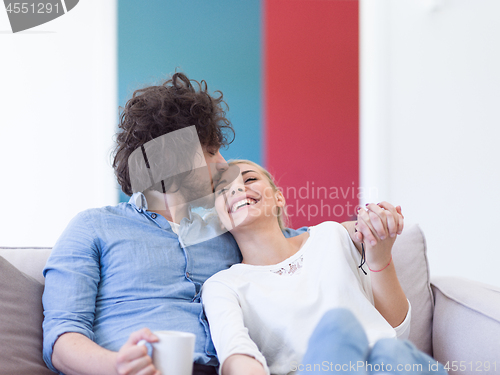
[202,222,411,375]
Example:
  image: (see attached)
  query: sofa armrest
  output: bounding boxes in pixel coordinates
[431,277,500,375]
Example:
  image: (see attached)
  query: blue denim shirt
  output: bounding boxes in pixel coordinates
[42,193,305,373]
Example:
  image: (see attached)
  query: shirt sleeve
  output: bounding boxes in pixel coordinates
[393,300,412,340]
[336,222,374,303]
[42,210,101,373]
[202,277,270,375]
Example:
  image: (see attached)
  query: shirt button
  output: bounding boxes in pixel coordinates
[151,213,157,219]
[186,272,190,278]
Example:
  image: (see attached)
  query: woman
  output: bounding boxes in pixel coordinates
[201,160,443,375]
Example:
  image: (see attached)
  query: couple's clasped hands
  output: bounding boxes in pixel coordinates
[353,201,404,272]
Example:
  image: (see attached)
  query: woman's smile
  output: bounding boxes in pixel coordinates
[215,161,286,232]
[229,197,259,213]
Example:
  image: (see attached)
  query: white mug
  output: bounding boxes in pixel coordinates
[141,331,196,375]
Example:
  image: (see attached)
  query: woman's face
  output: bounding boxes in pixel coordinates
[214,163,284,231]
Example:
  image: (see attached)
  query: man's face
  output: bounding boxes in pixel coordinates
[202,147,228,191]
[176,146,228,209]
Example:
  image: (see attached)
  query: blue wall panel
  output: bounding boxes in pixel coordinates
[118,0,262,199]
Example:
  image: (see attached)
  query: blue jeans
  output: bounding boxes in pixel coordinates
[299,309,447,375]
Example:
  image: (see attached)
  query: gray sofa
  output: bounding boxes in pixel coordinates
[1,224,499,374]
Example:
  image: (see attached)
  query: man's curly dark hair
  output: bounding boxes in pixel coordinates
[113,72,235,196]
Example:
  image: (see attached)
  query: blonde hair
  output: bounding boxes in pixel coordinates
[228,159,288,230]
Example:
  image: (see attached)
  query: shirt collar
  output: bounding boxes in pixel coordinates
[128,192,148,212]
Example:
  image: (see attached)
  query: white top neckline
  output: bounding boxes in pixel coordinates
[230,228,311,272]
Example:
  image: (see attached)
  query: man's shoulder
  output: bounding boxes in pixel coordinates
[73,202,133,220]
[62,202,141,237]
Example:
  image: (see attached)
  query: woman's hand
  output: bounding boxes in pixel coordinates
[356,202,404,271]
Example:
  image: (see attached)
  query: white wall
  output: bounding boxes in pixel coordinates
[361,0,500,286]
[0,0,117,247]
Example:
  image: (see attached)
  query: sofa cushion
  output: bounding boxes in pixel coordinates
[391,224,433,356]
[0,256,53,374]
[431,277,500,373]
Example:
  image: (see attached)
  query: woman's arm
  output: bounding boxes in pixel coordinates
[223,355,267,375]
[356,202,408,327]
[365,258,409,328]
[201,280,269,375]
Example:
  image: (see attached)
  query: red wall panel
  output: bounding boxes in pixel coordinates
[264,0,359,227]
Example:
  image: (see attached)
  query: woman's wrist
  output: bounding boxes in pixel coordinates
[222,354,266,375]
[367,255,392,272]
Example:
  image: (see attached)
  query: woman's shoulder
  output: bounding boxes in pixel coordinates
[309,221,348,236]
[306,222,355,252]
[204,264,245,287]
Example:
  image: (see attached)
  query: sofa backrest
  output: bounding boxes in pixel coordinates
[0,247,52,284]
[392,224,434,356]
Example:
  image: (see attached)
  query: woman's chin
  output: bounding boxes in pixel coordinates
[221,201,275,232]
[225,206,252,229]
[226,207,269,232]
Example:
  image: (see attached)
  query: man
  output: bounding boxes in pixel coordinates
[42,72,396,375]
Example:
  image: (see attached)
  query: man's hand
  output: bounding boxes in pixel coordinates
[356,202,404,271]
[115,328,160,375]
[356,202,403,245]
[341,202,403,255]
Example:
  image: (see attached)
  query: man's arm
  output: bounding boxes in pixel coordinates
[52,333,117,375]
[52,330,159,375]
[42,212,159,375]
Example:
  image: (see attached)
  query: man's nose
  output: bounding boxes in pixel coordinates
[216,151,227,165]
[215,152,228,172]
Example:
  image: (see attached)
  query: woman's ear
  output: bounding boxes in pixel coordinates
[275,189,286,208]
